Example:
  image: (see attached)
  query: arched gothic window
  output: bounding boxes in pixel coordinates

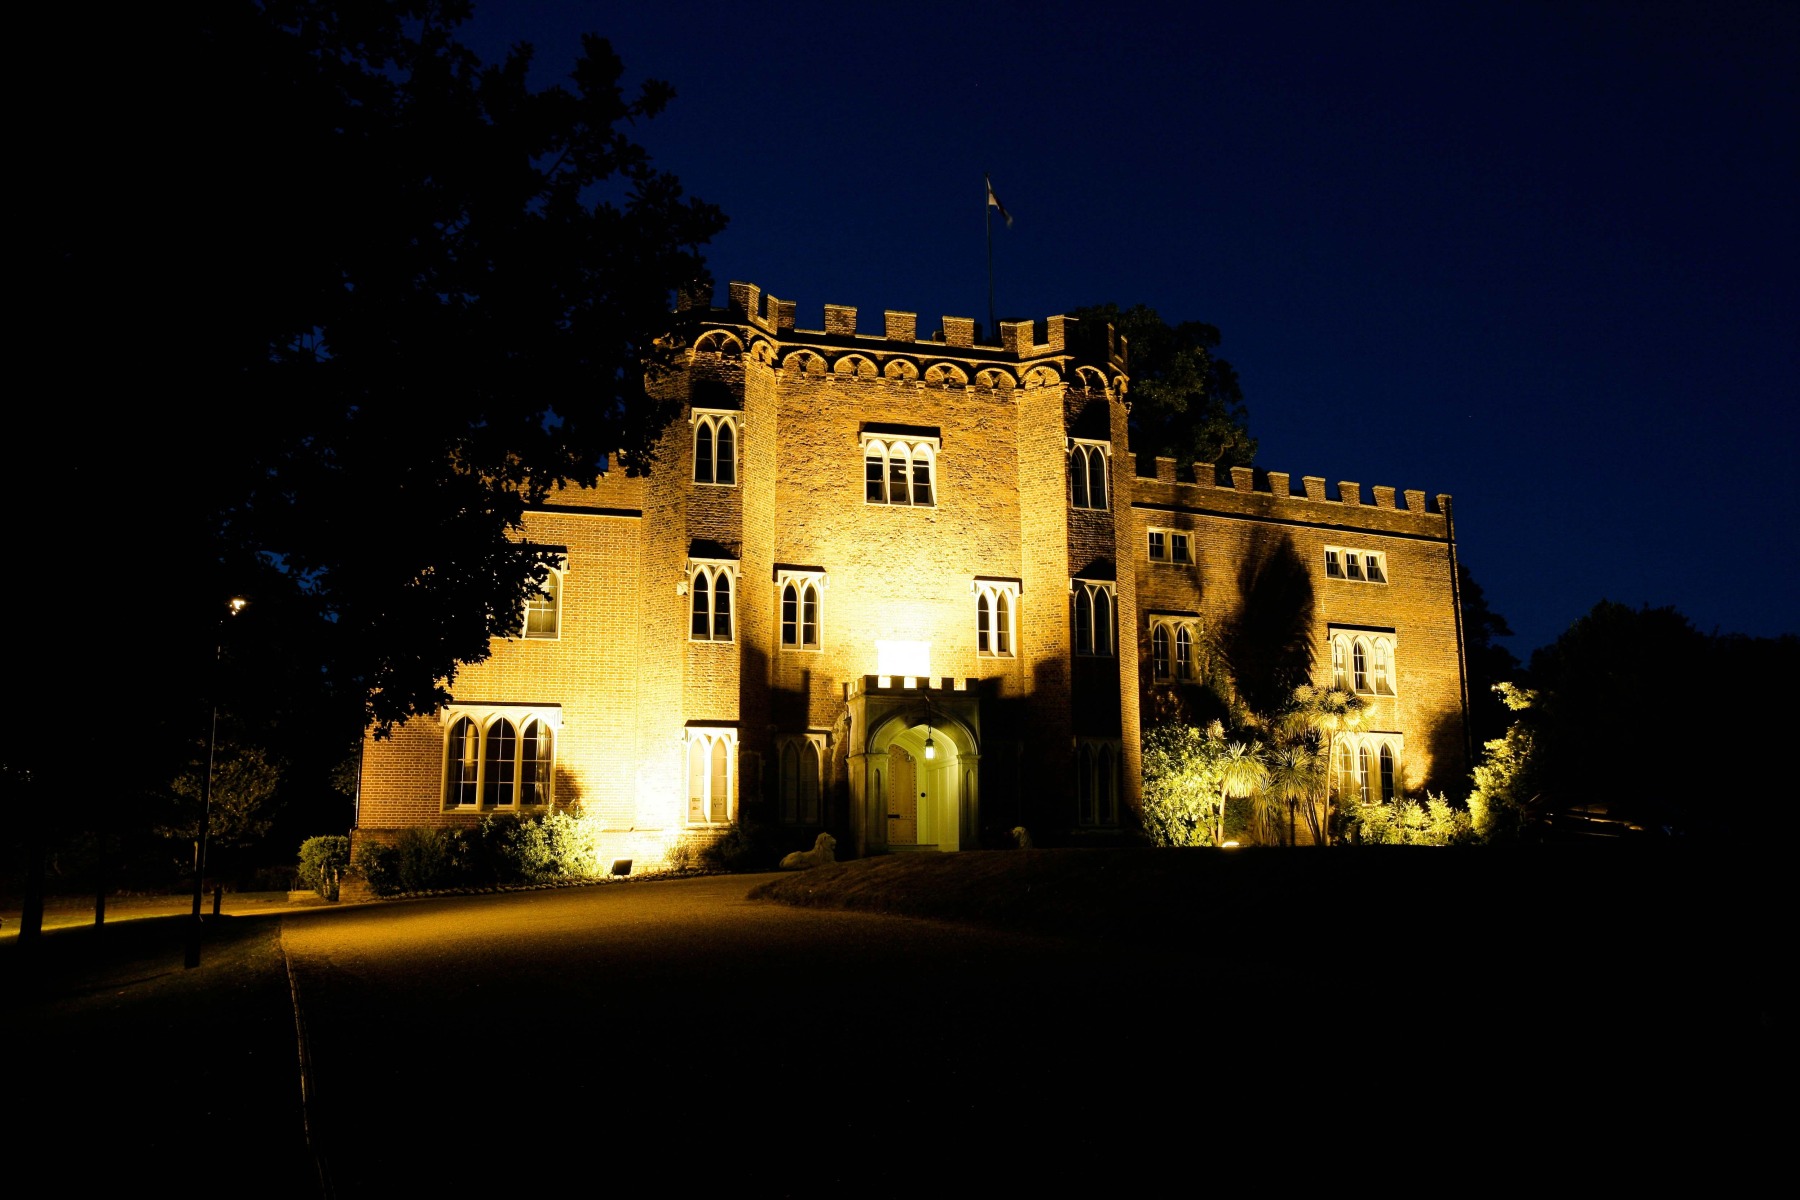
[778,737,824,825]
[780,578,821,649]
[447,717,480,809]
[686,729,737,824]
[863,437,937,506]
[976,582,1018,656]
[1074,582,1115,657]
[482,719,517,808]
[1076,740,1120,826]
[443,708,557,811]
[1175,626,1194,681]
[690,563,735,642]
[693,412,738,485]
[1068,442,1109,510]
[1151,625,1170,680]
[1379,743,1396,803]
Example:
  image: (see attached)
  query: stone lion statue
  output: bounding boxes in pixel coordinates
[779,832,837,870]
[1012,826,1034,849]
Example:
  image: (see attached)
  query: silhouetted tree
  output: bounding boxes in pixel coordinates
[1070,303,1256,472]
[1525,602,1794,837]
[23,1,724,885]
[1529,602,1703,831]
[1459,564,1523,745]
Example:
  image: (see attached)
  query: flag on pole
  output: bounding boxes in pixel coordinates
[985,173,1012,227]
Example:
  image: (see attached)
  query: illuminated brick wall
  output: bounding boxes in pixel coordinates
[356,282,1469,864]
[1131,461,1468,797]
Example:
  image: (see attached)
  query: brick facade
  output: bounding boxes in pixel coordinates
[356,283,1470,867]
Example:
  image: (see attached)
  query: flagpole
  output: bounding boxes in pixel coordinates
[986,189,995,344]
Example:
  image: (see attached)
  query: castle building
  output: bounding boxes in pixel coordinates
[355,282,1471,866]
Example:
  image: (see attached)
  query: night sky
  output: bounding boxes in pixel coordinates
[465,0,1797,658]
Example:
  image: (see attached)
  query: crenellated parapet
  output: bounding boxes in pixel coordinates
[1136,456,1450,538]
[701,281,1127,396]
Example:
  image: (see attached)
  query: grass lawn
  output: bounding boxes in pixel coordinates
[751,843,1781,1047]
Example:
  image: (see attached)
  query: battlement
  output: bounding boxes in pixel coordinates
[1138,456,1451,535]
[722,281,1126,368]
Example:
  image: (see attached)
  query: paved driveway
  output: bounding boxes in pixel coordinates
[273,877,1317,1194]
[279,874,1224,1192]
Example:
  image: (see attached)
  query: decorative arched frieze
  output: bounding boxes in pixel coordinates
[1074,365,1109,393]
[692,330,744,357]
[974,367,1017,391]
[883,358,920,383]
[781,349,829,376]
[1022,365,1061,389]
[833,354,879,380]
[923,363,969,388]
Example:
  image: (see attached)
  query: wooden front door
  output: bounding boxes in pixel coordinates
[887,746,917,845]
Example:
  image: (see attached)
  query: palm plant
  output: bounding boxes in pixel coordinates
[1263,743,1319,845]
[1279,685,1367,845]
[1214,741,1270,846]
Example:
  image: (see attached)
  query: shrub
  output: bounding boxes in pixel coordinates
[703,820,775,872]
[354,838,398,895]
[356,827,462,894]
[297,835,350,900]
[1344,792,1475,846]
[356,811,607,896]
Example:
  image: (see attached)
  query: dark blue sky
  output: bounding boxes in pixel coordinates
[467,0,1797,658]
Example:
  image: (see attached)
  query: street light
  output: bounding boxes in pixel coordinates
[186,596,247,969]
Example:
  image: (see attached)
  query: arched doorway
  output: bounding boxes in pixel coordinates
[866,709,977,851]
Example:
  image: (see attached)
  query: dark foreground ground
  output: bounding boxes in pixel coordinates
[3,845,1781,1194]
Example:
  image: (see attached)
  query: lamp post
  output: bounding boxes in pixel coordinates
[185,596,246,970]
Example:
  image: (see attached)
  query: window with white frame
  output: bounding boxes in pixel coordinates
[685,728,737,824]
[778,734,826,824]
[1327,628,1397,697]
[692,410,738,486]
[778,570,825,651]
[689,560,737,642]
[1149,617,1200,682]
[1147,528,1192,564]
[1324,546,1388,584]
[522,562,564,639]
[1372,638,1394,695]
[1072,580,1116,657]
[1068,439,1110,510]
[1076,739,1121,826]
[975,580,1020,657]
[1335,734,1404,804]
[863,435,937,506]
[1175,625,1195,681]
[442,705,559,811]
